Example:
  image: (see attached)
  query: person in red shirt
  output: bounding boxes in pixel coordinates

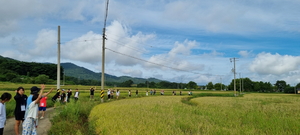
[38,88,53,119]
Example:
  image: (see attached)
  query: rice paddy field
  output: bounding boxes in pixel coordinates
[90,93,300,135]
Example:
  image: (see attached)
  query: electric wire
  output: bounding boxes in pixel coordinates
[105,47,203,75]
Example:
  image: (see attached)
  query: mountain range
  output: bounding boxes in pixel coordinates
[61,62,163,84]
[0,55,163,84]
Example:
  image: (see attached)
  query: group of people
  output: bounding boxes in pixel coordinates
[51,88,80,104]
[0,85,81,135]
[0,84,52,135]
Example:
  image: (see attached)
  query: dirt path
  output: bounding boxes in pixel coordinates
[4,107,55,135]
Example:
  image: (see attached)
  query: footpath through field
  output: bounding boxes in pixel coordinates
[4,107,55,135]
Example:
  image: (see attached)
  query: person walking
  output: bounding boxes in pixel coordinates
[0,93,12,135]
[22,85,45,135]
[14,87,27,135]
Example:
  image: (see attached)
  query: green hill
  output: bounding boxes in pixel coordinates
[0,55,163,84]
[61,62,162,84]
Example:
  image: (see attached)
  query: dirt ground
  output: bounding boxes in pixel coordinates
[4,107,55,135]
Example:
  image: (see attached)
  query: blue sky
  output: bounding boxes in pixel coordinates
[1,0,300,86]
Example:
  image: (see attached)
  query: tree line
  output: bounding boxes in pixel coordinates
[205,78,300,93]
[1,56,299,92]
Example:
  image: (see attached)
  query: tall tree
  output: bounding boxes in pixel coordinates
[206,82,214,90]
[275,80,286,92]
[187,81,197,89]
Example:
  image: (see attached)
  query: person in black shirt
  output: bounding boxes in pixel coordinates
[67,89,72,102]
[90,87,95,100]
[14,87,27,135]
[60,90,66,104]
[52,89,61,103]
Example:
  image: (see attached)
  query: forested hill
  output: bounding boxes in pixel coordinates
[0,55,162,84]
[0,55,62,80]
[61,62,162,84]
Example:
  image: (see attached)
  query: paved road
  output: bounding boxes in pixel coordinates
[4,107,55,135]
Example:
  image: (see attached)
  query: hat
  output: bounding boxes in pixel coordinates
[30,86,40,94]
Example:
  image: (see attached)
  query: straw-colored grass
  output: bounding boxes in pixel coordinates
[90,93,300,135]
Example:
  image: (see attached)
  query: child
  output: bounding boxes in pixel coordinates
[39,88,53,119]
[22,86,44,135]
[0,93,12,135]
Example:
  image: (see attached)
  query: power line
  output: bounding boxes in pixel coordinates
[106,47,205,75]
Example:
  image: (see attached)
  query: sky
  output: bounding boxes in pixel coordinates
[1,0,300,86]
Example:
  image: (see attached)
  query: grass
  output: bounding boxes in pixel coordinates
[48,96,98,135]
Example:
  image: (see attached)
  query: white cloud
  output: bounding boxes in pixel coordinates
[158,0,300,34]
[61,20,156,66]
[62,31,102,64]
[146,40,205,72]
[31,29,57,56]
[238,50,252,57]
[169,40,197,57]
[249,53,300,75]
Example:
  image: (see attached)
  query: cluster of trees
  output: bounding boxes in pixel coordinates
[0,57,63,83]
[205,78,300,93]
[120,80,198,89]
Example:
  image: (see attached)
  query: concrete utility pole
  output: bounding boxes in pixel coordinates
[230,58,238,96]
[242,75,244,93]
[295,83,297,94]
[57,25,61,90]
[239,73,241,94]
[101,0,109,92]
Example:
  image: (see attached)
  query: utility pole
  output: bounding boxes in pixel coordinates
[239,73,241,94]
[242,75,244,93]
[147,79,149,89]
[57,25,61,90]
[295,83,297,94]
[101,0,109,93]
[230,58,238,96]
